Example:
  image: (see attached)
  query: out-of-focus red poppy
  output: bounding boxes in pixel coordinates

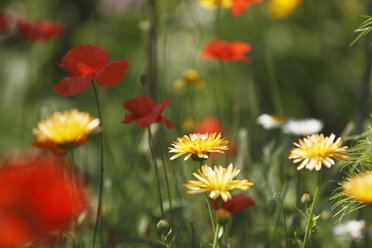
[53,44,129,96]
[231,0,263,17]
[0,12,9,33]
[122,96,174,129]
[16,19,64,42]
[0,155,87,247]
[210,194,256,213]
[193,117,223,135]
[202,40,251,63]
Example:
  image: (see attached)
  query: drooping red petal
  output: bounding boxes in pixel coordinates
[123,96,155,118]
[210,194,256,213]
[17,19,64,42]
[229,41,252,63]
[156,116,175,129]
[53,75,92,96]
[0,12,9,33]
[202,40,226,60]
[134,113,161,128]
[202,40,252,63]
[60,44,109,76]
[230,0,263,17]
[121,112,137,124]
[94,59,129,87]
[153,100,170,115]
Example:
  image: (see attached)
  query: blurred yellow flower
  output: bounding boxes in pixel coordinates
[174,70,205,90]
[169,132,229,161]
[343,172,372,204]
[265,0,302,19]
[199,0,233,9]
[289,133,348,171]
[184,163,253,201]
[31,109,100,154]
[182,118,195,132]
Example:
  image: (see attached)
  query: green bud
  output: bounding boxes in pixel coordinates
[217,209,231,226]
[156,219,170,235]
[301,192,311,205]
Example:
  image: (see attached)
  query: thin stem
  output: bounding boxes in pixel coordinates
[160,151,174,226]
[91,82,104,248]
[301,172,322,248]
[205,194,216,233]
[265,50,284,116]
[212,223,220,248]
[147,0,158,100]
[148,127,165,218]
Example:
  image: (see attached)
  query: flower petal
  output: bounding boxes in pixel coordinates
[60,44,109,76]
[123,96,155,118]
[53,75,92,96]
[209,194,256,213]
[156,116,175,129]
[94,59,129,87]
[135,113,160,128]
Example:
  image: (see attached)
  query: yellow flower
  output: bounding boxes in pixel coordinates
[174,70,205,90]
[31,109,100,154]
[343,172,372,204]
[265,0,302,20]
[199,0,233,9]
[289,133,349,171]
[184,163,254,201]
[169,132,229,161]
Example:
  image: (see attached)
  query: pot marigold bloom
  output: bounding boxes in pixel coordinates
[169,132,229,161]
[122,96,174,129]
[343,172,372,204]
[231,0,263,16]
[31,109,100,154]
[289,133,349,171]
[202,40,251,63]
[184,163,253,202]
[53,44,129,96]
[0,155,87,247]
[199,0,232,9]
[16,19,64,42]
[174,69,205,90]
[265,0,302,20]
[210,194,256,212]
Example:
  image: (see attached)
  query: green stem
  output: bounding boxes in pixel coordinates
[205,194,216,233]
[160,151,174,226]
[301,172,322,248]
[148,127,165,218]
[212,223,220,248]
[91,82,104,248]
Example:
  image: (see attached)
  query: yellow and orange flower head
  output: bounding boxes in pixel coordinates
[174,70,205,90]
[169,132,229,161]
[184,163,254,202]
[343,172,372,204]
[31,109,100,154]
[289,133,349,171]
[199,0,233,9]
[265,0,303,20]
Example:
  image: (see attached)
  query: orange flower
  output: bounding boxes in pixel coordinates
[231,0,263,17]
[202,40,251,63]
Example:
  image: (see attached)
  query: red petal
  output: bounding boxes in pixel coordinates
[193,117,223,134]
[209,194,255,213]
[60,44,109,76]
[121,112,136,124]
[0,212,33,247]
[123,96,155,118]
[0,12,9,33]
[94,59,129,87]
[153,100,170,115]
[230,0,263,17]
[135,113,161,128]
[53,75,92,96]
[17,19,64,42]
[156,116,175,129]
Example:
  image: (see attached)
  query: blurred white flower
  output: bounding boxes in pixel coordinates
[282,118,323,136]
[257,114,288,129]
[333,220,365,239]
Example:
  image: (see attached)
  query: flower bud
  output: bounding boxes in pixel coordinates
[301,192,311,206]
[156,219,170,235]
[217,209,231,226]
[140,73,148,85]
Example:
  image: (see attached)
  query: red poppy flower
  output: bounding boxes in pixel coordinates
[122,96,174,129]
[231,0,263,17]
[202,40,251,63]
[194,117,223,135]
[0,155,87,247]
[210,194,256,213]
[0,12,9,33]
[16,19,64,42]
[53,44,129,96]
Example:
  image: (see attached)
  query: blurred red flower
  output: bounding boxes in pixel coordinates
[0,155,87,247]
[122,96,174,129]
[194,117,223,135]
[53,44,129,96]
[0,12,9,33]
[210,194,256,213]
[202,40,251,63]
[231,0,263,17]
[16,19,64,42]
